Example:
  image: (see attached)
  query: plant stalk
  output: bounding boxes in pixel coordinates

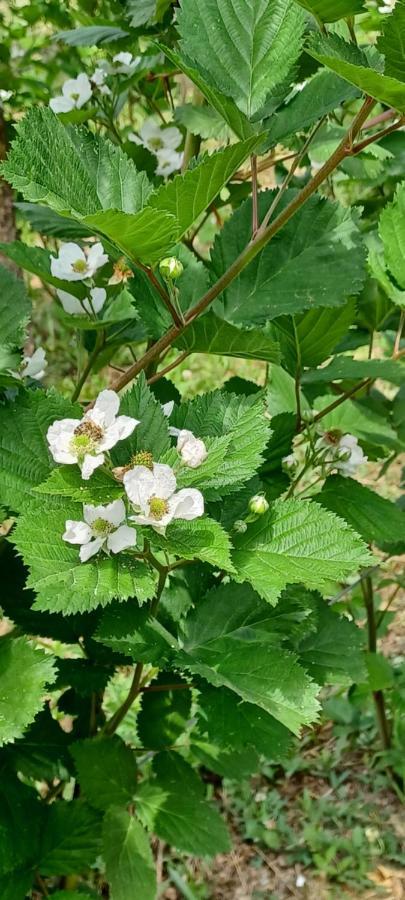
[361,575,391,751]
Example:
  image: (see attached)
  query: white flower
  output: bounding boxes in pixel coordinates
[21,347,47,381]
[111,52,138,75]
[155,148,183,177]
[51,242,108,282]
[124,462,204,530]
[172,429,207,468]
[295,874,306,889]
[129,119,182,154]
[47,389,139,480]
[57,287,107,316]
[63,499,137,562]
[335,433,367,477]
[92,67,107,86]
[0,89,12,102]
[161,400,174,418]
[49,73,92,114]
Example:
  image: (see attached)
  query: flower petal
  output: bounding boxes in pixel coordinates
[89,287,107,313]
[151,463,177,499]
[92,389,120,427]
[101,415,139,449]
[80,453,104,480]
[80,537,104,562]
[57,290,86,315]
[169,488,204,521]
[63,520,92,545]
[102,499,126,526]
[107,524,137,553]
[124,466,155,508]
[49,96,75,114]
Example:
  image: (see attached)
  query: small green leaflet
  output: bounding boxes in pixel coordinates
[197,686,293,758]
[82,206,177,266]
[103,809,157,900]
[379,180,405,290]
[315,475,405,549]
[307,33,405,114]
[176,312,281,363]
[0,636,56,746]
[147,138,258,240]
[232,498,372,604]
[151,517,235,571]
[136,752,231,856]
[377,0,405,82]
[270,300,356,374]
[176,0,306,120]
[296,0,364,23]
[302,355,405,386]
[0,389,81,513]
[175,103,231,140]
[35,465,123,505]
[70,736,137,810]
[12,502,156,615]
[55,25,130,45]
[297,594,366,684]
[176,581,320,733]
[265,69,359,146]
[94,601,175,662]
[138,673,191,749]
[39,801,102,876]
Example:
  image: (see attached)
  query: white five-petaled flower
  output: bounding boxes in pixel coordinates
[129,119,183,175]
[334,434,367,477]
[155,148,183,177]
[111,52,138,75]
[21,347,47,381]
[63,499,137,562]
[51,242,108,282]
[169,428,207,468]
[124,462,204,531]
[47,389,139,480]
[49,73,92,114]
[57,287,107,316]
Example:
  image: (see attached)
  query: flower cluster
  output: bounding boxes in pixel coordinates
[47,389,207,563]
[283,420,367,493]
[129,119,183,177]
[49,54,139,114]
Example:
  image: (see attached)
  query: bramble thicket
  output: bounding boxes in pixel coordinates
[0,0,404,897]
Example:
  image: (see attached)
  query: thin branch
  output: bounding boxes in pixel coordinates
[147,350,190,385]
[352,117,405,155]
[71,329,105,403]
[234,150,297,181]
[361,108,397,131]
[394,309,405,356]
[139,263,184,328]
[312,377,370,424]
[251,153,259,235]
[103,662,144,736]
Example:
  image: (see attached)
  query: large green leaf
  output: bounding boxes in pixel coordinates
[379,180,405,290]
[82,206,177,266]
[270,300,356,374]
[297,594,366,684]
[296,0,364,22]
[177,582,320,733]
[176,0,306,120]
[12,502,156,615]
[377,0,405,82]
[211,190,366,324]
[265,68,359,145]
[232,498,371,604]
[175,311,280,363]
[151,517,235,571]
[315,475,405,549]
[302,355,405,386]
[136,752,231,855]
[94,601,174,662]
[0,636,56,746]
[307,32,405,114]
[39,801,102,876]
[0,389,80,513]
[71,736,137,811]
[1,107,151,218]
[138,673,191,749]
[157,44,256,140]
[197,686,293,758]
[0,264,31,349]
[103,809,156,900]
[147,139,257,240]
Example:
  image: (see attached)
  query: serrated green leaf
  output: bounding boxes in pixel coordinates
[82,206,177,266]
[147,139,258,240]
[95,601,175,662]
[136,752,231,855]
[232,499,372,604]
[103,808,157,900]
[175,103,231,140]
[175,311,280,363]
[377,0,405,82]
[302,355,405,386]
[1,108,152,219]
[177,582,320,733]
[0,636,56,746]
[12,503,156,615]
[152,517,235,571]
[297,594,365,684]
[307,32,405,114]
[0,264,31,349]
[315,475,405,549]
[111,372,171,466]
[365,652,394,691]
[296,0,364,23]
[170,389,271,497]
[157,44,256,140]
[56,25,130,45]
[0,778,45,879]
[138,673,191,749]
[176,0,306,120]
[270,300,356,374]
[266,365,310,416]
[0,389,81,513]
[265,68,359,145]
[34,465,123,504]
[379,180,405,290]
[15,202,92,239]
[197,685,292,758]
[211,190,366,324]
[39,800,102,876]
[71,736,137,810]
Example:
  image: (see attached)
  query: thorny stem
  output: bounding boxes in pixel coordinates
[71,329,105,403]
[361,575,392,751]
[109,97,375,397]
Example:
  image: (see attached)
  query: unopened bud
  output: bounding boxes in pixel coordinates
[248,494,269,516]
[233,519,247,533]
[301,408,315,423]
[336,447,351,462]
[159,256,183,280]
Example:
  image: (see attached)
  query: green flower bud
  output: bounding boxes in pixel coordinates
[248,494,269,516]
[159,257,183,280]
[233,519,248,533]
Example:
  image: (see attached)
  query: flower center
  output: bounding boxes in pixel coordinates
[91,517,113,536]
[323,429,342,446]
[70,420,104,457]
[71,92,80,101]
[71,258,88,273]
[148,497,169,520]
[131,450,154,470]
[149,136,164,150]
